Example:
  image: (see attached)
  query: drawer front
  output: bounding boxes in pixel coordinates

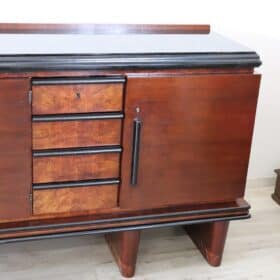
[33,185,118,215]
[32,82,124,115]
[33,119,122,149]
[33,152,120,183]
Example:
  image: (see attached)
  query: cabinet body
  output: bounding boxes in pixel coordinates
[0,72,260,221]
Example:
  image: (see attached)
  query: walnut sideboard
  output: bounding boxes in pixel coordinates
[0,24,261,277]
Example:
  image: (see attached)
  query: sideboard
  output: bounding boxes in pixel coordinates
[0,24,261,277]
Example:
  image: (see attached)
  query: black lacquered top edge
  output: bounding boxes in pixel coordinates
[0,52,261,71]
[32,76,126,85]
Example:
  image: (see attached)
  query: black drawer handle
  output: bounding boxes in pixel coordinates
[131,118,141,185]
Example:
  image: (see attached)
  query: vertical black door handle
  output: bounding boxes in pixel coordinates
[131,118,141,185]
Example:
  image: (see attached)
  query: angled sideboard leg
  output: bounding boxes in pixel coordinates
[272,169,280,205]
[105,230,141,277]
[184,221,229,266]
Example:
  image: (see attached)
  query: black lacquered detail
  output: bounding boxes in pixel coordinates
[0,214,250,244]
[0,53,261,72]
[32,76,126,85]
[33,146,122,157]
[0,203,250,234]
[33,178,120,190]
[32,112,124,122]
[131,118,141,185]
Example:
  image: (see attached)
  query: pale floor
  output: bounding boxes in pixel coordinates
[0,184,279,280]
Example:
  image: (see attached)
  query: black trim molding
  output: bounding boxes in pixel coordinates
[0,214,250,244]
[0,203,250,234]
[32,76,126,85]
[33,178,120,190]
[33,146,122,157]
[32,112,124,122]
[0,52,261,71]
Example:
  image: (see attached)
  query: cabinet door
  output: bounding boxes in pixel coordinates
[0,79,32,219]
[120,74,260,209]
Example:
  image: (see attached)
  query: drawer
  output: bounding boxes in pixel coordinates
[33,149,121,183]
[33,184,118,215]
[32,117,122,149]
[32,77,124,115]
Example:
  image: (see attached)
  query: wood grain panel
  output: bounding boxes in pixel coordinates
[33,185,118,215]
[0,68,253,80]
[120,74,261,209]
[32,83,123,115]
[33,153,120,183]
[33,119,121,149]
[0,79,32,219]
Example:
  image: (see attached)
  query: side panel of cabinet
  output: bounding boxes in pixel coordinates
[120,74,260,209]
[0,79,32,219]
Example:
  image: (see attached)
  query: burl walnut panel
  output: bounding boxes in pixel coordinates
[33,185,118,215]
[0,79,32,220]
[32,83,123,115]
[33,153,120,183]
[33,119,122,149]
[120,74,261,209]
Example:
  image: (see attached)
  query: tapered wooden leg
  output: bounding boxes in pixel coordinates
[184,221,229,266]
[272,169,280,205]
[105,230,141,278]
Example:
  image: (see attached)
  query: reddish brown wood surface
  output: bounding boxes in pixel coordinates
[32,83,123,115]
[33,185,118,215]
[185,221,229,266]
[0,23,210,34]
[120,74,261,209]
[33,153,120,183]
[0,79,32,219]
[105,230,141,277]
[0,68,253,80]
[32,119,122,149]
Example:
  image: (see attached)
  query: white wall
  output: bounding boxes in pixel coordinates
[0,0,279,179]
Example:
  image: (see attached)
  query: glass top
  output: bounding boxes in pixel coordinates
[0,32,252,55]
